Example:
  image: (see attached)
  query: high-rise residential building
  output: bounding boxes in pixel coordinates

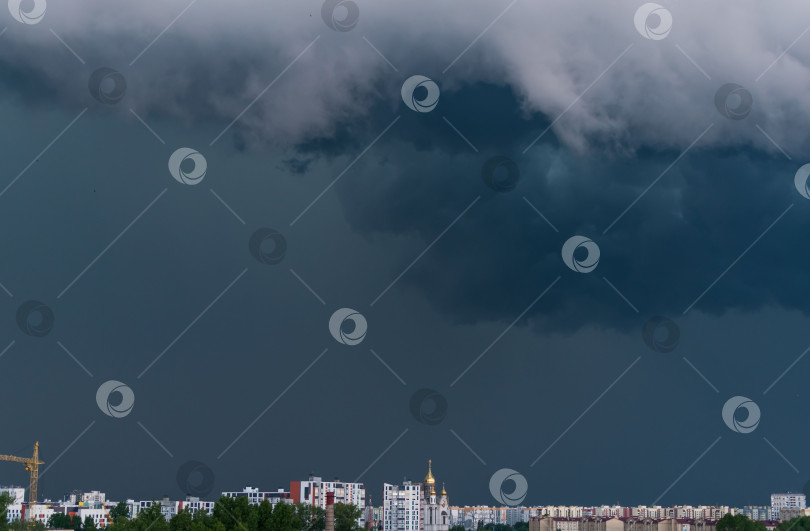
[771,493,806,519]
[384,481,421,531]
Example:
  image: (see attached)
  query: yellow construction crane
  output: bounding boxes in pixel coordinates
[0,441,44,518]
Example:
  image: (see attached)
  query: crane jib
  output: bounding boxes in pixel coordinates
[0,441,44,521]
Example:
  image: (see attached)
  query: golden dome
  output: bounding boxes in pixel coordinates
[441,483,447,496]
[424,459,436,484]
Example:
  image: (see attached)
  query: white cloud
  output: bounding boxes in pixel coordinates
[3,0,810,155]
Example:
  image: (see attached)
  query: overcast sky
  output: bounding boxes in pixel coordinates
[1,0,810,510]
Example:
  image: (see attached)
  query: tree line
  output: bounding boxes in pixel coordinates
[0,493,363,531]
[447,520,530,531]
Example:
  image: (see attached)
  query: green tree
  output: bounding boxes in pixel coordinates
[213,497,253,531]
[295,505,324,531]
[47,514,82,531]
[775,518,810,531]
[449,526,466,531]
[269,503,299,531]
[717,514,766,531]
[514,522,529,531]
[83,517,96,531]
[333,504,360,531]
[9,521,46,531]
[169,509,193,531]
[109,503,129,524]
[190,508,223,531]
[257,501,274,531]
[0,493,13,531]
[135,504,170,531]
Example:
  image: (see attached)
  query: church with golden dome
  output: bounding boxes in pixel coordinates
[421,460,450,531]
[382,460,450,531]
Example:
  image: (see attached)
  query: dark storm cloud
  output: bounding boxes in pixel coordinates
[321,81,808,334]
[0,0,799,335]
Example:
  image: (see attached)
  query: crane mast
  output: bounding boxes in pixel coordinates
[0,442,45,520]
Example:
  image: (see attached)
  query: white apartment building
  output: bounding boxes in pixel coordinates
[82,491,106,505]
[742,506,772,521]
[771,494,806,519]
[588,507,624,518]
[78,507,113,527]
[506,507,526,525]
[290,477,365,509]
[384,482,421,531]
[222,487,292,506]
[181,498,217,515]
[631,507,664,519]
[290,476,366,526]
[0,487,25,505]
[541,507,585,519]
[5,503,56,525]
[451,506,535,528]
[129,497,216,521]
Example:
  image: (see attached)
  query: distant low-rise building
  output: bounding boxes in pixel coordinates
[776,509,810,521]
[741,506,772,521]
[529,515,580,531]
[222,487,292,506]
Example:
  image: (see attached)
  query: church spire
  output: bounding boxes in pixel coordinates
[424,459,436,484]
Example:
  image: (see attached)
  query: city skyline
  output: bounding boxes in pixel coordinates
[2,483,808,530]
[1,0,809,511]
[0,465,806,510]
